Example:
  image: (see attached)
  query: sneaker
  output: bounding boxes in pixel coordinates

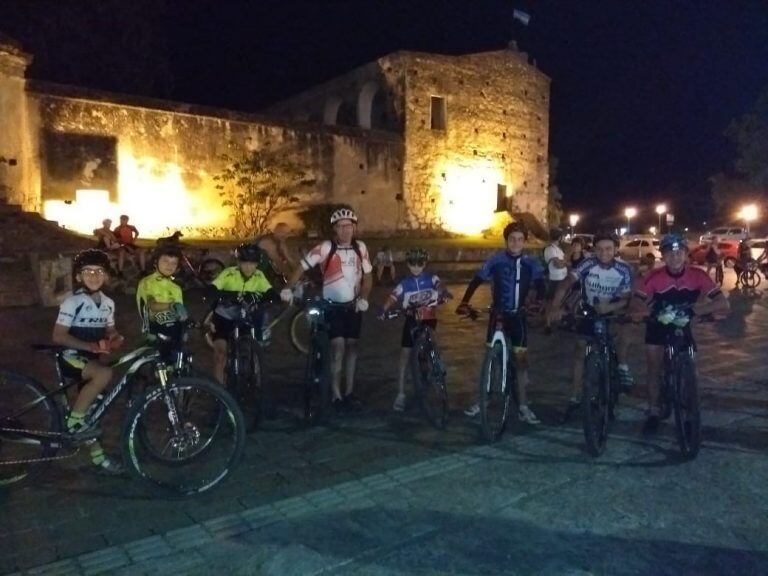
[93,456,125,476]
[518,404,540,425]
[463,403,480,417]
[617,366,634,392]
[392,392,406,412]
[344,393,363,412]
[332,397,345,414]
[642,414,660,436]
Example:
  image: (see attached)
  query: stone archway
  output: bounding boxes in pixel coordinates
[357,81,380,129]
[323,97,342,125]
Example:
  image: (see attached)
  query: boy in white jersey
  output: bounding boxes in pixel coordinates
[283,207,373,411]
[548,232,634,418]
[53,249,124,474]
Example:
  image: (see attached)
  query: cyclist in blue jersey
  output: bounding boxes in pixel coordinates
[549,232,635,419]
[456,222,545,424]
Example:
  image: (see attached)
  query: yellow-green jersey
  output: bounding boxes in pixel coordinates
[136,271,183,332]
[212,266,272,320]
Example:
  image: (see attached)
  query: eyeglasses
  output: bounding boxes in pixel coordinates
[80,268,107,277]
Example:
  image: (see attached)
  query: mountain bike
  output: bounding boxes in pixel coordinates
[652,306,709,459]
[0,339,245,495]
[383,300,449,430]
[174,248,226,290]
[737,258,761,288]
[577,303,623,457]
[461,305,519,443]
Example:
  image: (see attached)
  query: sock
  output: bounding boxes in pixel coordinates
[66,411,86,431]
[90,443,107,465]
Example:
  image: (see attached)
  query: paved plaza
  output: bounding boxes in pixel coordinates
[0,271,767,575]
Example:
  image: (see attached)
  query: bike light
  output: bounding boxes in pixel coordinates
[307,307,321,317]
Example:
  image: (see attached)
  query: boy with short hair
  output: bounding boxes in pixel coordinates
[136,244,187,346]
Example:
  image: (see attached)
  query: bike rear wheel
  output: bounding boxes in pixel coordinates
[290,309,311,355]
[304,333,331,425]
[673,355,701,459]
[122,377,245,495]
[0,371,62,487]
[582,352,610,457]
[411,335,448,430]
[740,269,761,288]
[479,340,513,443]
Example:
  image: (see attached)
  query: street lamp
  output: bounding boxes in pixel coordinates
[568,213,580,236]
[655,204,667,233]
[624,207,637,235]
[739,204,759,236]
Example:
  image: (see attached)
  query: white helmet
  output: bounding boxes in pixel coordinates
[330,207,358,225]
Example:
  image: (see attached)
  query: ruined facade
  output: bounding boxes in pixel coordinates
[0,38,549,238]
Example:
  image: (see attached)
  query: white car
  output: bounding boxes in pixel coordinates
[699,226,746,244]
[619,235,661,262]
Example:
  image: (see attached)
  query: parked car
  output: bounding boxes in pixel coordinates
[699,226,746,244]
[619,235,661,262]
[689,240,739,267]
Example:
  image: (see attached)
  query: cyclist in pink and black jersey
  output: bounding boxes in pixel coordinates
[632,234,729,434]
[283,207,373,411]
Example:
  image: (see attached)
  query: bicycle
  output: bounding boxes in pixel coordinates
[173,248,226,290]
[652,306,708,459]
[0,339,245,495]
[208,292,270,431]
[737,258,761,288]
[461,305,520,443]
[383,300,449,430]
[575,303,623,457]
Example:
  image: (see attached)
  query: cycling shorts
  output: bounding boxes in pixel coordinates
[487,310,527,351]
[60,350,100,381]
[645,321,695,348]
[401,317,437,348]
[209,314,236,342]
[327,306,362,340]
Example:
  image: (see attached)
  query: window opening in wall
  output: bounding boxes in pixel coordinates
[430,96,446,130]
[496,184,508,213]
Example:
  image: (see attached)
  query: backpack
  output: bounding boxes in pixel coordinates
[323,239,364,276]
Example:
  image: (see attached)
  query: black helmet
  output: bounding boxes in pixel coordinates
[660,234,687,253]
[503,221,528,241]
[73,249,111,274]
[154,244,183,261]
[593,230,619,247]
[235,242,263,263]
[405,247,429,265]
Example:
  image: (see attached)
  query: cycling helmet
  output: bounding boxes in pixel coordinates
[503,221,528,241]
[234,242,263,262]
[330,207,358,225]
[593,230,619,247]
[73,249,111,273]
[660,234,687,253]
[405,247,429,265]
[154,244,183,261]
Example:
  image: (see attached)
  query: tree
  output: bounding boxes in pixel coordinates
[214,148,308,237]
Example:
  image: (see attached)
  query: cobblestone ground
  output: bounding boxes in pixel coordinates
[0,269,766,575]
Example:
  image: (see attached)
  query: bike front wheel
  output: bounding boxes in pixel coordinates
[411,335,448,430]
[122,377,245,495]
[304,334,331,425]
[479,340,514,443]
[0,371,62,487]
[290,309,311,355]
[226,338,265,431]
[582,352,610,457]
[673,355,701,459]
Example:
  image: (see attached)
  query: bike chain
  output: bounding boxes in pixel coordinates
[0,426,82,465]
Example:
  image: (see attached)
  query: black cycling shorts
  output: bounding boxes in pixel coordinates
[327,307,363,340]
[487,310,527,350]
[401,317,437,348]
[209,314,236,342]
[645,321,695,348]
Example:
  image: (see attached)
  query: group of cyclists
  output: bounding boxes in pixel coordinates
[53,206,730,475]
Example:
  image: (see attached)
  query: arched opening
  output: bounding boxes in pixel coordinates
[323,97,342,125]
[336,100,356,127]
[357,81,380,129]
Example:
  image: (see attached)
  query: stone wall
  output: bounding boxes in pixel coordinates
[398,49,550,233]
[23,84,403,237]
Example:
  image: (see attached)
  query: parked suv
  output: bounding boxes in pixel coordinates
[699,227,746,244]
[619,235,661,262]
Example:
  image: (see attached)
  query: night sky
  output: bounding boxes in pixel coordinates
[3,0,767,229]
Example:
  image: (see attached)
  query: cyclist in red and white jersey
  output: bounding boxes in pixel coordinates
[632,234,729,434]
[283,207,373,411]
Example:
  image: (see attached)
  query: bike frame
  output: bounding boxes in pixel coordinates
[487,316,510,393]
